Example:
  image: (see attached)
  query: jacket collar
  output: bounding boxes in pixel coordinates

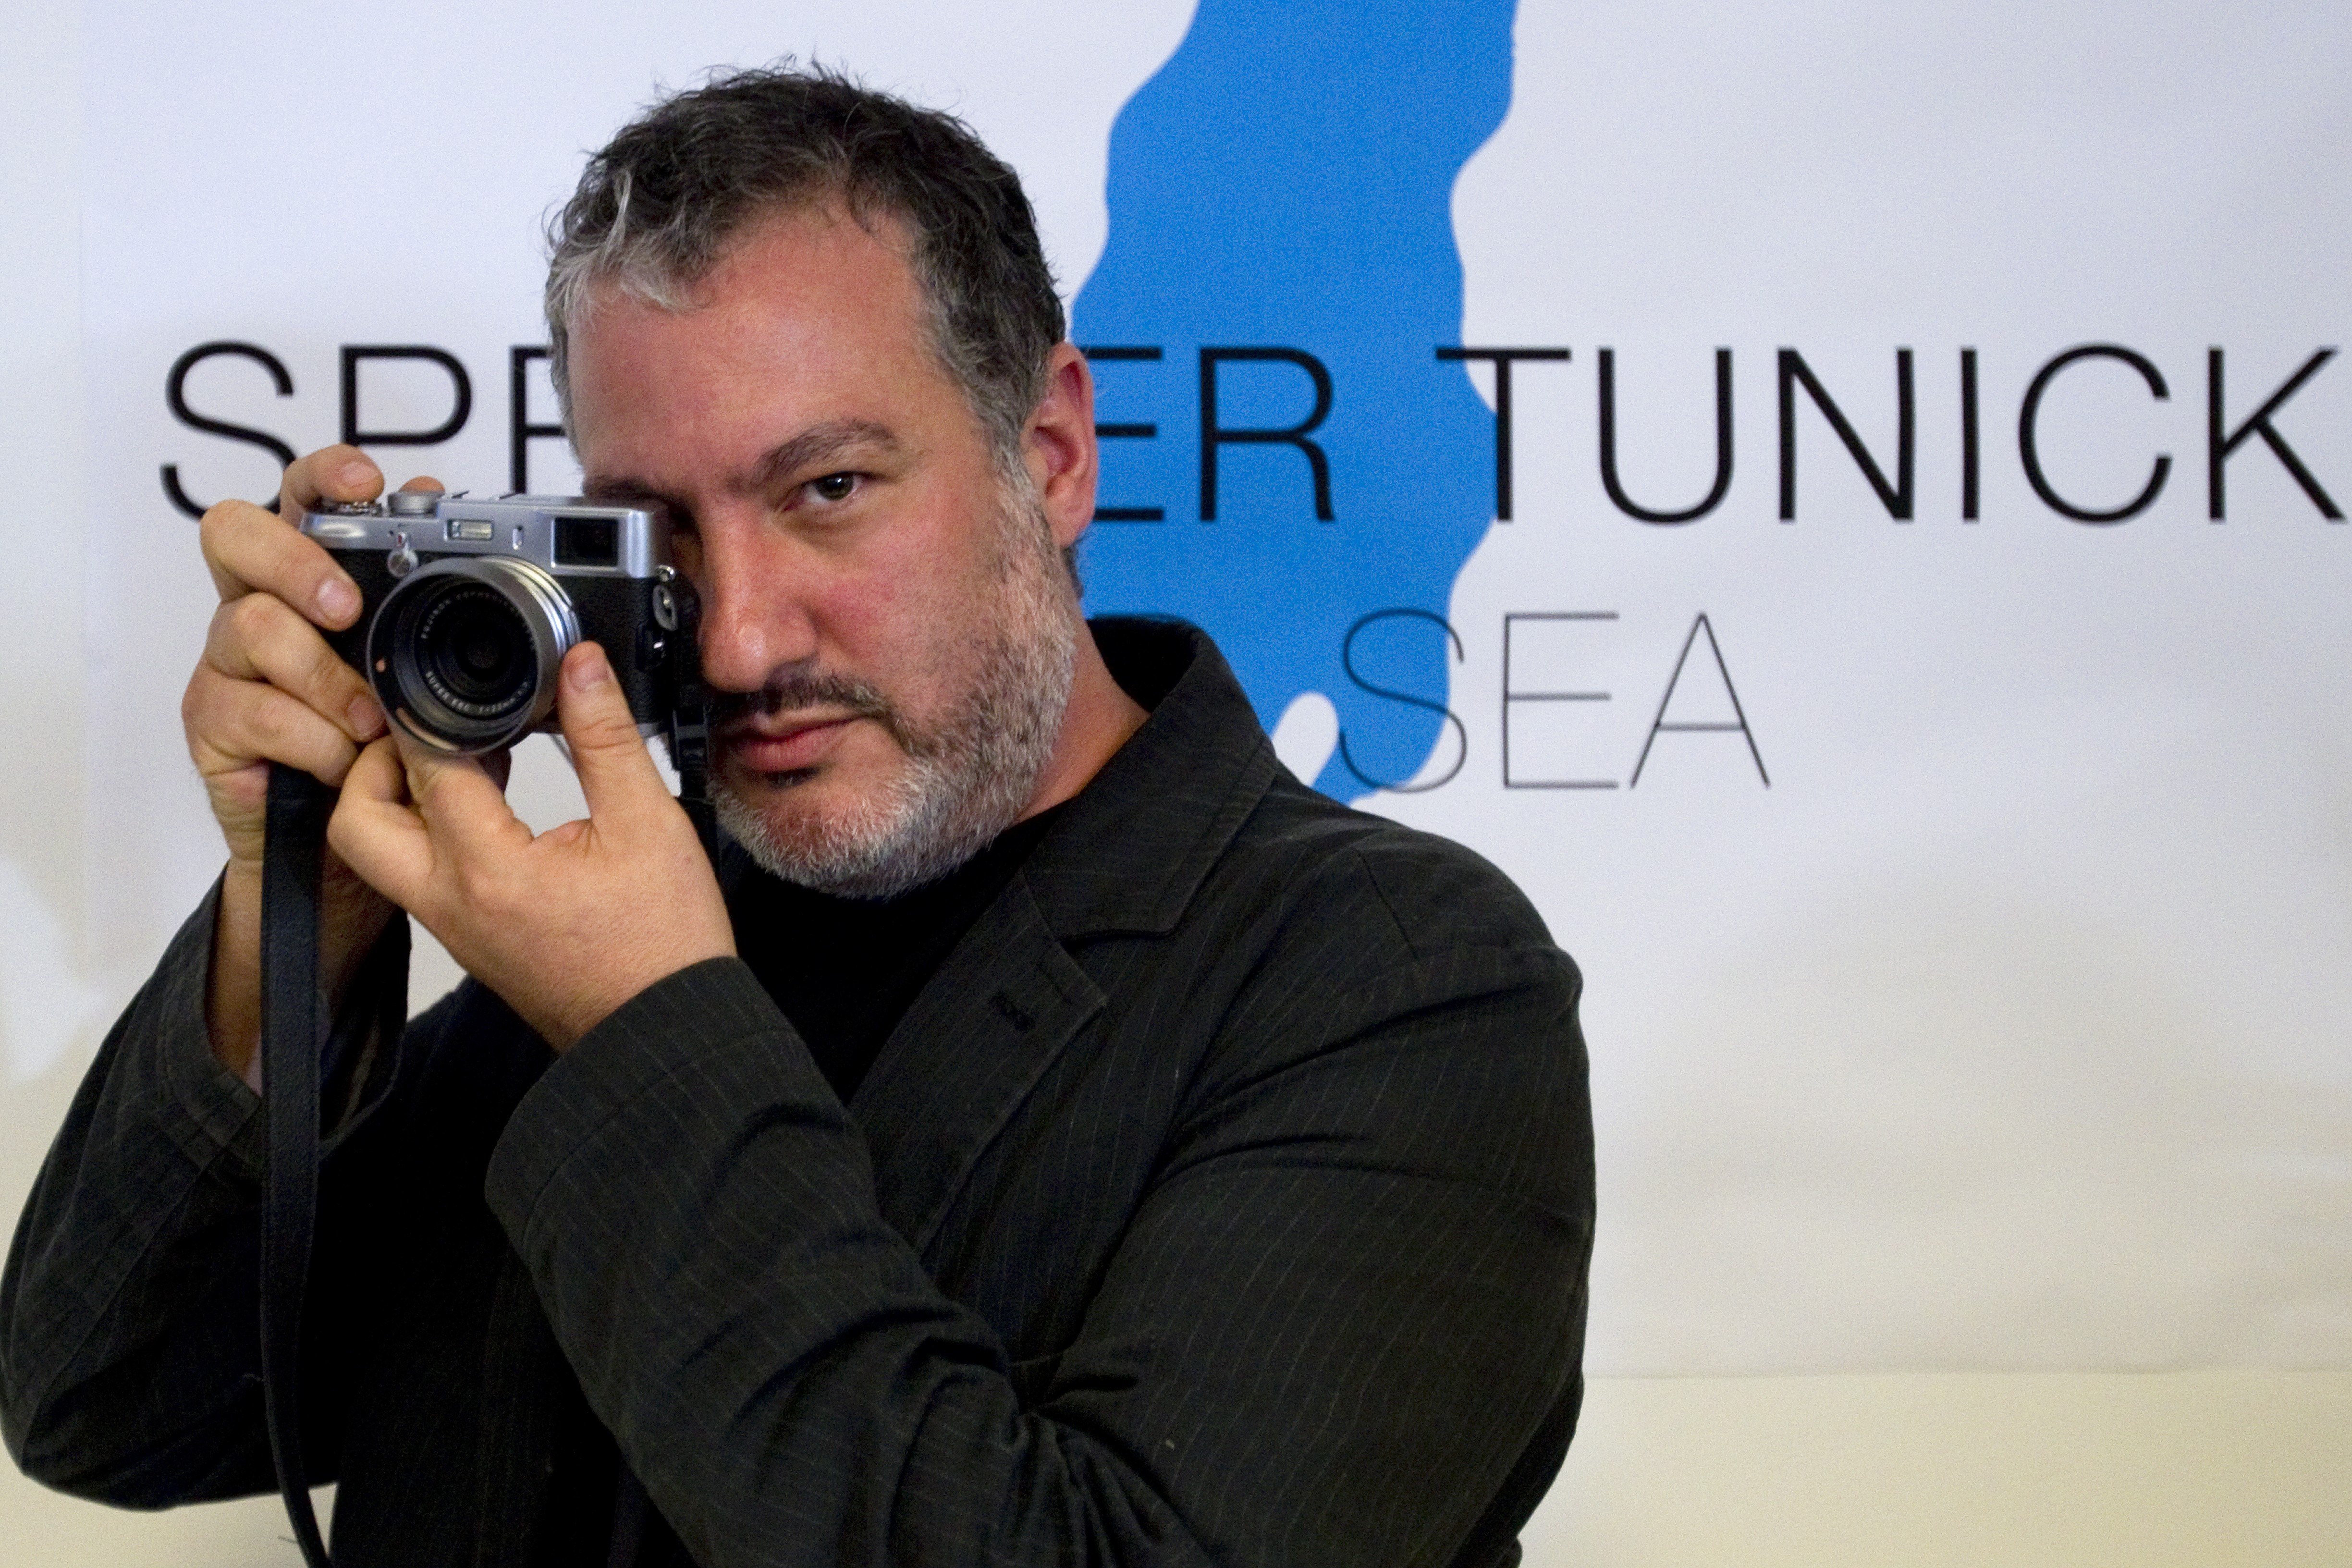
[1017,617,1280,942]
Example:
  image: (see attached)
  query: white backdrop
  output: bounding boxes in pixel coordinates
[13,0,2350,1390]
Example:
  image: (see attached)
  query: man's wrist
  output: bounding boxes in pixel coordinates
[207,860,265,1090]
[205,855,399,1093]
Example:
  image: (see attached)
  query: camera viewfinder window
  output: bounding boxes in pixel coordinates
[556,516,620,567]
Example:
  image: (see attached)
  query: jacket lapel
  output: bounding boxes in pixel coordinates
[841,620,1278,1261]
[848,874,1104,1256]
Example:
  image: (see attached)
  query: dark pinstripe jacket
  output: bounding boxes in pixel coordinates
[3,619,1593,1568]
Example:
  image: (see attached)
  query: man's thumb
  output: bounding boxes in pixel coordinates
[558,642,662,816]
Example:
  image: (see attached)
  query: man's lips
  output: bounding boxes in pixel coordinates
[721,714,865,775]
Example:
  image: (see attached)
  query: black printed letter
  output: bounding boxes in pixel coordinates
[1435,346,1569,521]
[1200,347,1335,521]
[1630,614,1768,787]
[509,347,564,494]
[162,341,297,518]
[1961,348,1980,521]
[2207,348,2341,521]
[1599,348,1734,525]
[341,345,472,448]
[1082,345,1165,521]
[1777,349,1914,521]
[2017,344,2172,524]
[1337,609,1467,793]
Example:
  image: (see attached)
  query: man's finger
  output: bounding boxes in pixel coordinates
[203,592,385,744]
[556,643,672,829]
[327,736,437,908]
[276,444,383,523]
[201,497,367,630]
[184,665,364,788]
[391,731,535,862]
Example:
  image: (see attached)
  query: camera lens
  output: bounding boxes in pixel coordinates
[416,587,531,720]
[366,559,580,754]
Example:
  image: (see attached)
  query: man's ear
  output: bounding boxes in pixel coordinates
[1024,343,1100,550]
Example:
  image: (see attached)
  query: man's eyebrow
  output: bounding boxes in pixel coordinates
[581,421,904,511]
[580,476,671,506]
[745,420,902,493]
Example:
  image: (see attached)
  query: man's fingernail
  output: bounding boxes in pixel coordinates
[569,648,611,690]
[318,578,360,620]
[348,693,385,737]
[338,459,374,490]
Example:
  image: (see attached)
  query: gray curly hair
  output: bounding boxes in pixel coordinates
[544,63,1066,466]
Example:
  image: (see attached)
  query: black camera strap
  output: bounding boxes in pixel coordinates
[259,681,716,1568]
[259,762,338,1568]
[667,674,717,859]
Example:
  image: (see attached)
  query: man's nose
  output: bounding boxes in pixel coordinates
[689,517,818,693]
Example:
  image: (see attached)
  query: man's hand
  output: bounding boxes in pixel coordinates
[331,641,735,1053]
[185,446,420,1088]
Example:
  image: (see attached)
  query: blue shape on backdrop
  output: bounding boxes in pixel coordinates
[1072,0,1517,799]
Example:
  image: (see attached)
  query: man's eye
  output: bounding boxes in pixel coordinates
[808,472,858,503]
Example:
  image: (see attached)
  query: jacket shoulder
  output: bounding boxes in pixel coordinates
[1221,771,1571,980]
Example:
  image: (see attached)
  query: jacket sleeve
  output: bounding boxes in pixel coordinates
[0,882,411,1505]
[482,907,1592,1568]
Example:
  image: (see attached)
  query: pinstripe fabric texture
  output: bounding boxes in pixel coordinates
[3,619,1593,1568]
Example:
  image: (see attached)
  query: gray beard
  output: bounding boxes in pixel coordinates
[710,483,1079,900]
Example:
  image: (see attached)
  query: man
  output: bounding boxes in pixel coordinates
[2,66,1592,1568]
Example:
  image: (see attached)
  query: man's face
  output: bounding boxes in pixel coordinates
[566,203,1076,896]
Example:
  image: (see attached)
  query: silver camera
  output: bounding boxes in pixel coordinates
[301,490,700,759]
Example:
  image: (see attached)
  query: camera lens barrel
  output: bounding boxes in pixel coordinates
[365,557,580,754]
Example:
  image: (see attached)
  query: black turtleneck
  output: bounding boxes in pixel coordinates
[720,804,1069,1104]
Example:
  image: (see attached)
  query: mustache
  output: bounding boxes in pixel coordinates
[711,669,898,730]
